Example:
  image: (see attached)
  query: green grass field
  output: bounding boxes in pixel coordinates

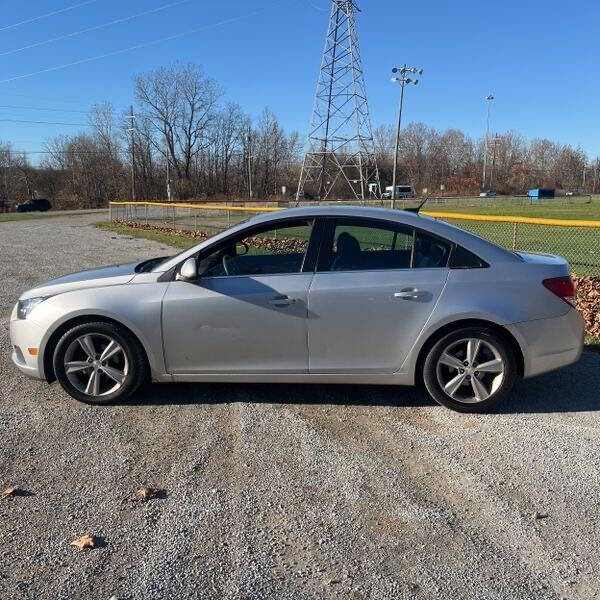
[0,210,105,223]
[422,195,600,220]
[96,221,198,249]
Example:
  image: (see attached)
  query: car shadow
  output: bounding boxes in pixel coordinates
[499,351,600,414]
[131,381,434,409]
[128,352,600,415]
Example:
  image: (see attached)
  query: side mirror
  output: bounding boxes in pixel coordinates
[176,257,198,282]
[235,241,249,256]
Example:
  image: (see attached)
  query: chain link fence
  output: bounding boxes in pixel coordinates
[109,202,600,276]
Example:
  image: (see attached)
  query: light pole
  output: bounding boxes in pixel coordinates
[391,65,422,209]
[482,94,494,190]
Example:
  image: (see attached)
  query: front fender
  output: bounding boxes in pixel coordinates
[31,283,170,380]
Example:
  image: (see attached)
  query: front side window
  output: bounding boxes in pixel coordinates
[318,219,451,272]
[197,220,313,277]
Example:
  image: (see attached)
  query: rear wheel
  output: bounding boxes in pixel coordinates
[53,322,147,405]
[423,327,517,413]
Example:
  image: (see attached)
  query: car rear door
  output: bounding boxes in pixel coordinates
[307,218,450,374]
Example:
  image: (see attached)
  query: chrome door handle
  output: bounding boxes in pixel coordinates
[268,295,295,306]
[394,289,424,300]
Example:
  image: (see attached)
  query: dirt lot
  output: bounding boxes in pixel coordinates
[1,213,600,600]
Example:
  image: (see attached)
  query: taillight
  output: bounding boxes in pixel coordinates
[543,276,576,307]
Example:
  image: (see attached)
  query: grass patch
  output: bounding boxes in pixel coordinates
[95,221,197,249]
[424,197,600,220]
[585,336,600,354]
[0,210,103,223]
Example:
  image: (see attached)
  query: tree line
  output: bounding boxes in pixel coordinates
[0,62,597,209]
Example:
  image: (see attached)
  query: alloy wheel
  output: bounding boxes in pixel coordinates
[63,333,129,398]
[435,337,505,404]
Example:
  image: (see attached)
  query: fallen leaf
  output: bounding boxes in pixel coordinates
[71,535,96,551]
[133,487,165,502]
[1,487,17,500]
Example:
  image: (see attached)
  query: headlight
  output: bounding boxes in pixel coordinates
[17,297,49,320]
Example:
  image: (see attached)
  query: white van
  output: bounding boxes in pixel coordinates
[383,185,415,199]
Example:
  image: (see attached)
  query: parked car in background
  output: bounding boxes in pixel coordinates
[479,190,497,198]
[566,190,579,197]
[382,185,415,199]
[10,206,583,413]
[15,198,51,213]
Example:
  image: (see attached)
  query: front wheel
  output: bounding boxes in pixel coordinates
[53,321,147,405]
[423,327,517,413]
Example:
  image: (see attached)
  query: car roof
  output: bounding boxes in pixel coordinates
[155,205,519,272]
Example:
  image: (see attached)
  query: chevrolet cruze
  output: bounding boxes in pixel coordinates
[10,206,584,412]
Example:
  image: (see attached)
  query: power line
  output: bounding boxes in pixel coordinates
[0,1,290,84]
[0,0,98,32]
[306,1,328,11]
[0,118,90,126]
[0,0,191,58]
[2,92,94,107]
[0,104,89,114]
[11,149,129,155]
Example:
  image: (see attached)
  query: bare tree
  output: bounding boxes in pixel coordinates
[134,62,221,198]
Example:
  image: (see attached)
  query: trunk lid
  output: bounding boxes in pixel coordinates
[514,251,570,275]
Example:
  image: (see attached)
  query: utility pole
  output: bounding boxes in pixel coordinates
[482,94,494,190]
[125,106,136,201]
[593,158,599,194]
[247,126,253,199]
[165,132,172,202]
[2,148,8,204]
[490,135,500,189]
[391,64,423,209]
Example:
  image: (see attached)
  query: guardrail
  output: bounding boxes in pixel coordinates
[109,201,600,276]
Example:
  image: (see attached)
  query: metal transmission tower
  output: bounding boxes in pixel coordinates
[296,0,381,202]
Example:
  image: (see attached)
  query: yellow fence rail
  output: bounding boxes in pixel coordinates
[109,201,280,213]
[421,210,600,229]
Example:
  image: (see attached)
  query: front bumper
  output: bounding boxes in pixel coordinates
[507,308,584,378]
[9,306,46,380]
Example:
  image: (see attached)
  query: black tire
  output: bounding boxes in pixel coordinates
[423,327,517,413]
[53,321,148,405]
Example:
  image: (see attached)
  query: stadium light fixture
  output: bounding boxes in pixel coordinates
[390,64,424,208]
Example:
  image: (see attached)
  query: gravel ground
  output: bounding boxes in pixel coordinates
[1,213,600,600]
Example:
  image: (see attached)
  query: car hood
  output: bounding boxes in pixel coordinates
[20,261,141,300]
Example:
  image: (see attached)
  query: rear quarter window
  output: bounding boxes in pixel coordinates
[450,245,488,269]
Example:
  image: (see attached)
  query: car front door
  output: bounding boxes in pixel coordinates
[162,219,316,374]
[307,218,451,374]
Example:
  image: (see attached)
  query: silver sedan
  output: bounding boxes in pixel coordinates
[10,206,584,412]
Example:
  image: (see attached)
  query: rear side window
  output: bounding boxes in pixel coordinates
[450,245,488,269]
[319,221,413,271]
[317,219,451,272]
[413,232,451,269]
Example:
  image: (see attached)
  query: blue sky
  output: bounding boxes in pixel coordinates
[1,0,598,160]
